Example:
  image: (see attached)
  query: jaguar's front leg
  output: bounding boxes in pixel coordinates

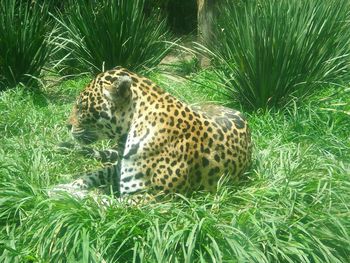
[58,142,120,165]
[49,164,120,198]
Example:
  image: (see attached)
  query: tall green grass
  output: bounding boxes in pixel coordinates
[205,0,350,109]
[52,0,171,74]
[0,0,53,90]
[0,74,349,262]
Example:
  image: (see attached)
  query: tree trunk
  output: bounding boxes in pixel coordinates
[197,0,216,67]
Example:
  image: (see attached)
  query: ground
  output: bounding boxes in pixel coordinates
[0,69,349,262]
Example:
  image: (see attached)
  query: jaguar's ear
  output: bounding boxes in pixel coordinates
[105,75,132,101]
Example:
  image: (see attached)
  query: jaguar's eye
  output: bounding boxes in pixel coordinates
[81,116,96,125]
[81,119,90,125]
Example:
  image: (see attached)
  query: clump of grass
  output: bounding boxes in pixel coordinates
[205,0,350,109]
[149,68,228,105]
[1,74,349,262]
[161,56,200,77]
[0,0,53,90]
[52,0,171,75]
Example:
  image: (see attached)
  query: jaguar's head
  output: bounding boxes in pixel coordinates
[67,70,133,145]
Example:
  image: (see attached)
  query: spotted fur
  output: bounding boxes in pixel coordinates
[56,67,252,199]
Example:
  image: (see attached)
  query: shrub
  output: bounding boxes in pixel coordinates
[0,0,53,91]
[205,0,350,110]
[53,0,171,75]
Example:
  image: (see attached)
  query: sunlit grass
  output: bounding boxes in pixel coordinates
[0,73,349,262]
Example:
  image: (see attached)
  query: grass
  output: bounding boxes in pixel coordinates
[204,0,350,110]
[0,0,53,90]
[52,0,171,75]
[0,71,349,262]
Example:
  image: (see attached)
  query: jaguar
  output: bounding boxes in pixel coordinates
[53,67,252,201]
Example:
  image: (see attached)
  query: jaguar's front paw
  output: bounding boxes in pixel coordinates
[48,182,89,199]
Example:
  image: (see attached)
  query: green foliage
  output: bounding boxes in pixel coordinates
[0,74,349,262]
[206,0,350,110]
[149,69,228,104]
[52,0,171,75]
[0,0,53,91]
